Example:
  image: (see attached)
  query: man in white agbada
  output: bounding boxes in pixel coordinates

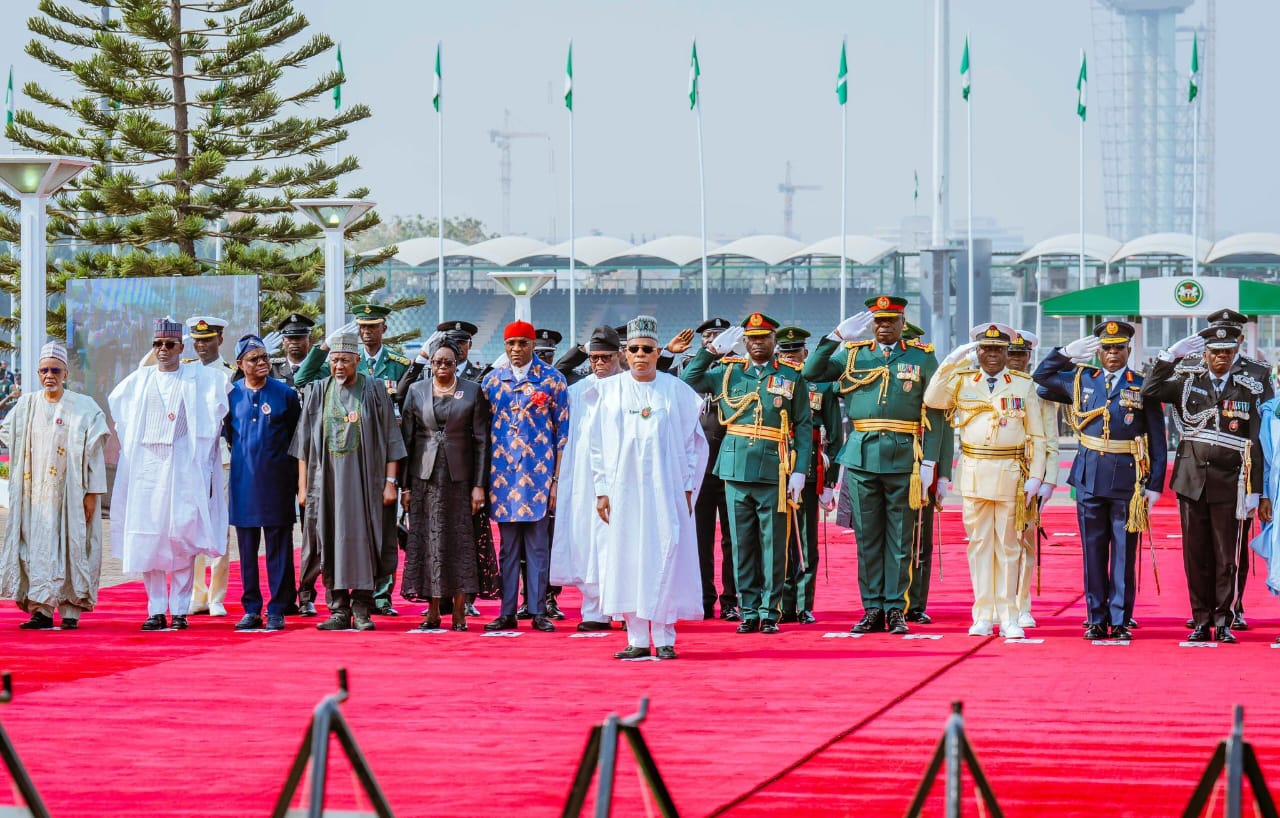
[0,342,109,630]
[109,317,230,631]
[591,315,708,660]
[549,325,625,632]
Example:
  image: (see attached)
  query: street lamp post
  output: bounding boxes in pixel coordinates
[0,155,93,387]
[487,270,556,324]
[290,198,375,332]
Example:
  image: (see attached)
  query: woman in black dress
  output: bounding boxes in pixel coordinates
[400,339,490,630]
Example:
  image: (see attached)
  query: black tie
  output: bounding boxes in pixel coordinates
[987,376,997,394]
[1214,378,1224,395]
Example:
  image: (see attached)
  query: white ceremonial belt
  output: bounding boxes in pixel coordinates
[1182,428,1249,453]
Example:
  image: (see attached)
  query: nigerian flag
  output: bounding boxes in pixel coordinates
[1077,51,1087,121]
[836,40,847,105]
[960,36,971,100]
[433,43,442,112]
[4,67,12,126]
[1188,36,1199,103]
[564,42,573,111]
[689,40,700,109]
[333,44,344,110]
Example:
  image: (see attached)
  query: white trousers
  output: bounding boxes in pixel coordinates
[1015,524,1036,617]
[580,583,608,624]
[623,613,676,648]
[192,466,231,607]
[962,498,1021,625]
[143,566,195,616]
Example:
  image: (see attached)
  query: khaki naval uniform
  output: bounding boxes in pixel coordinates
[924,363,1046,625]
[189,357,238,612]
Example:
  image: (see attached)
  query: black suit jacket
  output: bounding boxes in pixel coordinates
[400,377,490,488]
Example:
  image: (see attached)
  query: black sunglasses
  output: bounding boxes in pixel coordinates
[627,344,657,354]
[152,340,180,349]
[1100,344,1127,351]
[431,359,457,367]
[588,353,617,362]
[38,367,64,375]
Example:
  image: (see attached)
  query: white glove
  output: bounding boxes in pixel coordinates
[325,320,359,348]
[831,311,874,342]
[1168,334,1205,359]
[418,330,446,363]
[942,342,978,366]
[1062,335,1100,360]
[935,477,951,503]
[262,331,283,355]
[709,325,745,355]
[1143,489,1161,506]
[821,452,830,471]
[818,487,835,509]
[919,461,935,490]
[1023,477,1042,507]
[1246,493,1261,515]
[787,473,806,503]
[1037,482,1054,503]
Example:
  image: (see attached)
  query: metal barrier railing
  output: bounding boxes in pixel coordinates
[1183,705,1278,818]
[561,697,677,818]
[0,672,51,818]
[904,701,1003,818]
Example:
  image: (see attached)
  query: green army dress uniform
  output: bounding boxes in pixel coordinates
[681,313,813,628]
[292,303,410,614]
[802,297,944,622]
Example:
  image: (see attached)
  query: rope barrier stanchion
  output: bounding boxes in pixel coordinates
[272,668,395,818]
[1182,706,1278,818]
[561,697,677,818]
[0,672,51,818]
[904,701,1003,818]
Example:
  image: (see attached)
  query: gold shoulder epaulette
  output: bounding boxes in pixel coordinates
[222,360,236,371]
[844,339,875,350]
[388,352,411,366]
[907,338,935,353]
[1009,369,1032,379]
[720,355,748,365]
[777,358,803,371]
[180,357,197,364]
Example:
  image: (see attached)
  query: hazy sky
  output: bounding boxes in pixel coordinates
[2,0,1276,245]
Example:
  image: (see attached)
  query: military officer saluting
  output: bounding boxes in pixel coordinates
[776,327,843,625]
[682,312,813,634]
[1142,324,1263,643]
[924,323,1046,640]
[803,295,944,636]
[1033,321,1167,640]
[270,313,316,388]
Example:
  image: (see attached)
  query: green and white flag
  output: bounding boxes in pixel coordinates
[564,41,573,111]
[4,67,12,126]
[960,36,971,100]
[688,40,700,110]
[1188,35,1199,103]
[333,44,344,110]
[432,43,441,112]
[836,40,847,105]
[1076,51,1087,121]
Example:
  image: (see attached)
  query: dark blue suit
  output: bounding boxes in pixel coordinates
[225,377,303,618]
[1033,350,1168,627]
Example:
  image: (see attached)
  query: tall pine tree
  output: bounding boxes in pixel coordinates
[1,0,414,342]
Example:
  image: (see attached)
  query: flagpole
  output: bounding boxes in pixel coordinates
[436,42,445,323]
[1191,86,1199,277]
[696,49,708,322]
[1079,90,1086,337]
[965,32,974,332]
[567,41,577,344]
[839,42,848,321]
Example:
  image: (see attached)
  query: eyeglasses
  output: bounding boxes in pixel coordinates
[431,359,457,368]
[588,353,617,363]
[240,354,269,365]
[37,367,63,375]
[152,340,180,349]
[1100,344,1127,352]
[627,344,657,354]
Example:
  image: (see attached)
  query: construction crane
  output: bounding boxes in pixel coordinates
[778,161,822,240]
[488,109,550,235]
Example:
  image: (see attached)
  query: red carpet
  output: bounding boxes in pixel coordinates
[3,504,1279,817]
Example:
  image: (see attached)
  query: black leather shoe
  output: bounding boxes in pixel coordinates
[298,601,318,617]
[169,615,188,631]
[760,621,780,634]
[265,615,286,631]
[1109,625,1133,641]
[850,609,886,634]
[1215,626,1237,644]
[317,614,352,631]
[282,603,301,616]
[704,607,717,620]
[19,612,55,630]
[235,614,263,631]
[374,605,399,617]
[721,606,742,622]
[141,614,167,631]
[576,620,611,632]
[799,610,817,625]
[353,613,376,632]
[1083,624,1107,640]
[1186,618,1196,629]
[484,615,517,631]
[1187,624,1211,642]
[1126,618,1139,629]
[1232,613,1248,631]
[887,609,910,635]
[905,610,932,625]
[614,645,651,660]
[779,611,798,624]
[736,620,760,634]
[531,615,556,632]
[545,598,566,621]
[465,602,481,617]
[656,646,678,660]
[516,604,533,620]
[60,618,79,630]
